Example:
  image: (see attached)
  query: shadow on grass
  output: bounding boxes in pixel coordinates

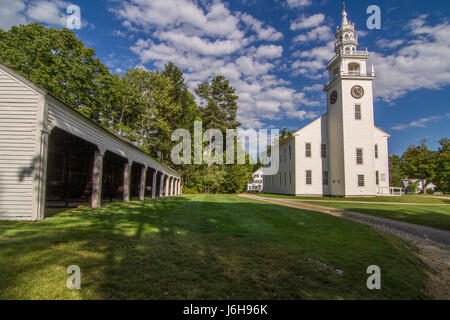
[0,195,430,300]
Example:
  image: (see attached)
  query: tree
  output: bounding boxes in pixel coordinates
[401,141,437,191]
[162,62,199,131]
[195,75,241,131]
[389,155,405,187]
[435,138,450,192]
[0,23,116,122]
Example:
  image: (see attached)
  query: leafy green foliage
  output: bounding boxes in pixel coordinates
[389,138,449,192]
[0,24,254,193]
[0,23,115,121]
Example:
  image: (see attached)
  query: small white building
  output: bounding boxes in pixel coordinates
[402,179,437,193]
[247,168,263,192]
[0,63,182,221]
[264,5,390,197]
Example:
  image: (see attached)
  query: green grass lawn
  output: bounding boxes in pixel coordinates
[257,193,450,204]
[0,194,431,299]
[303,202,450,231]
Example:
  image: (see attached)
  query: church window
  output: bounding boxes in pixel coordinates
[321,144,327,158]
[375,144,379,158]
[355,104,361,120]
[289,172,292,185]
[356,148,363,165]
[376,171,380,185]
[306,170,312,185]
[323,171,329,186]
[348,63,360,75]
[289,145,292,160]
[305,143,311,158]
[358,175,365,187]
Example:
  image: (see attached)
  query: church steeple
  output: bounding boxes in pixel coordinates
[334,2,358,54]
[342,2,348,26]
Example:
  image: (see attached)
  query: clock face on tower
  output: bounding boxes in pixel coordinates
[351,85,364,99]
[330,90,338,104]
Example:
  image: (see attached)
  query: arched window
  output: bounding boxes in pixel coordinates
[344,34,350,40]
[348,63,360,75]
[345,47,350,53]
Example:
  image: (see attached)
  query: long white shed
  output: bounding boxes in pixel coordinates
[0,63,182,221]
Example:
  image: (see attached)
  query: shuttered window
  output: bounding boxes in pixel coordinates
[355,104,361,120]
[358,175,365,187]
[305,143,311,158]
[323,171,329,186]
[306,170,312,185]
[356,148,363,165]
[321,144,327,158]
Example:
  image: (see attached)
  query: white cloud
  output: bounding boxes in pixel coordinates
[0,0,90,30]
[291,41,334,78]
[236,56,274,77]
[255,45,283,59]
[290,110,318,120]
[113,0,243,39]
[290,14,325,30]
[157,30,243,56]
[303,84,323,91]
[293,25,332,43]
[371,17,450,102]
[240,13,283,41]
[391,113,450,131]
[26,0,69,27]
[113,0,321,129]
[375,39,404,49]
[286,0,312,8]
[0,0,27,30]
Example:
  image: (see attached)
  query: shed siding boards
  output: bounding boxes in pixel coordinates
[0,63,180,221]
[0,66,43,220]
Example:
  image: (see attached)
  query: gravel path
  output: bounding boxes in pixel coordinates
[239,194,450,247]
[293,199,450,206]
[238,193,450,298]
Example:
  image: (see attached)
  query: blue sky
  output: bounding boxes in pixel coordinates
[1,0,449,155]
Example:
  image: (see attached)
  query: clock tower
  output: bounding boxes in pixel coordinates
[324,3,377,196]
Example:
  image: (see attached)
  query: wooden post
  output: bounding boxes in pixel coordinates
[165,176,170,197]
[152,170,157,198]
[139,166,146,201]
[123,161,131,202]
[159,173,165,197]
[91,150,104,208]
[172,178,176,196]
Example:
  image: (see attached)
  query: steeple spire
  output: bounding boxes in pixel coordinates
[342,2,349,26]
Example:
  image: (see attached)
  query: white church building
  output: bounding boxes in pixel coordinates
[264,5,390,197]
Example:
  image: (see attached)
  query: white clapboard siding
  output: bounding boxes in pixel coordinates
[0,62,180,221]
[0,68,40,221]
